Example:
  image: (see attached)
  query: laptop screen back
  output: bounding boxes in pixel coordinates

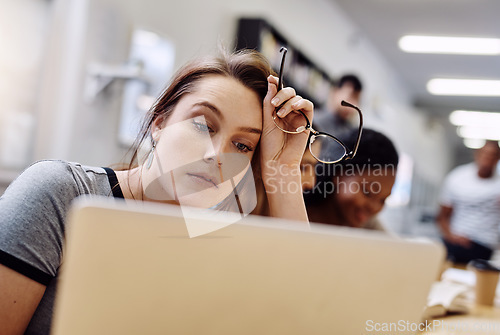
[51,198,444,334]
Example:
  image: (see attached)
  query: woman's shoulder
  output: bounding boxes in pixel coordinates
[19,160,80,187]
[22,160,107,180]
[8,160,108,197]
[24,159,75,174]
[12,159,72,185]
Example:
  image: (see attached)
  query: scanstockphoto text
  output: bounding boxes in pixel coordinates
[365,319,500,334]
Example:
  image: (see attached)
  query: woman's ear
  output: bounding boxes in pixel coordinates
[150,116,165,142]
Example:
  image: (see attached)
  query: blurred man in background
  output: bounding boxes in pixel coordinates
[437,141,500,264]
[314,74,363,140]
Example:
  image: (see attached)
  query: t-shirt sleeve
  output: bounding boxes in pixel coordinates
[0,160,82,285]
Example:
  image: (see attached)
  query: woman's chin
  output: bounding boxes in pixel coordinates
[177,188,233,209]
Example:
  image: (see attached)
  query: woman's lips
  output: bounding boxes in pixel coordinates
[187,173,219,188]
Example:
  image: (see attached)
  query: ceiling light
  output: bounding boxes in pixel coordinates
[427,79,500,96]
[457,126,500,141]
[449,110,500,127]
[399,35,500,55]
[463,138,486,149]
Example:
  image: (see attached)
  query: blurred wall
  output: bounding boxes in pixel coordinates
[0,0,51,191]
[35,0,452,165]
[3,0,453,221]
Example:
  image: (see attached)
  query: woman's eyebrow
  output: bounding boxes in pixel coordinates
[193,101,223,121]
[193,101,261,135]
[238,126,262,135]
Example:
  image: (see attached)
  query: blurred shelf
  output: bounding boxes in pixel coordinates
[235,18,334,109]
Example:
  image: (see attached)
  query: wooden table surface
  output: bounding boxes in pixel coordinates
[421,302,500,334]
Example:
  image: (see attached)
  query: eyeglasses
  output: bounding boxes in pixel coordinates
[272,47,363,164]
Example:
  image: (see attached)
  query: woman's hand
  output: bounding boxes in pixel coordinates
[260,75,314,169]
[259,75,314,222]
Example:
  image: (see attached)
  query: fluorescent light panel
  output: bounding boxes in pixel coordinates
[399,35,500,55]
[427,79,500,96]
[450,110,500,143]
[457,126,500,141]
[449,110,500,127]
[463,138,486,149]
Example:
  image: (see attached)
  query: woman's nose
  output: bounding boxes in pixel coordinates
[203,141,222,167]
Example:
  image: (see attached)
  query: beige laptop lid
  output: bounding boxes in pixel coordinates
[52,198,444,335]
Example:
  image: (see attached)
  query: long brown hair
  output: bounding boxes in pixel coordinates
[126,48,275,215]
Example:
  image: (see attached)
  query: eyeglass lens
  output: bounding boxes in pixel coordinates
[310,134,347,164]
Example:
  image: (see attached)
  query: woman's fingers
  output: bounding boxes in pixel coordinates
[275,95,314,121]
[264,75,279,105]
[267,77,313,120]
[265,74,314,135]
[261,75,315,166]
[292,98,314,122]
[271,87,296,109]
[268,75,279,86]
[275,96,301,118]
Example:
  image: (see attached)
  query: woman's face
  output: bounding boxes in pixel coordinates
[333,173,395,228]
[142,75,263,208]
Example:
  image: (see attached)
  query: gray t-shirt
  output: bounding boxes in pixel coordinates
[439,162,500,249]
[0,160,123,334]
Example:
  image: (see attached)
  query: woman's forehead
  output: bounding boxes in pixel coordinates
[195,75,261,102]
[179,75,263,126]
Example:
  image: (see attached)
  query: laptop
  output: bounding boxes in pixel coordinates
[51,197,444,335]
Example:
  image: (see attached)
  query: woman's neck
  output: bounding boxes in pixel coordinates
[114,167,179,206]
[114,168,143,200]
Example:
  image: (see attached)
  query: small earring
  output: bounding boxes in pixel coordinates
[146,141,156,169]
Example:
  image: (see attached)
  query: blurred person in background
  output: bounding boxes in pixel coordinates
[313,74,363,141]
[302,128,399,231]
[437,140,500,264]
[0,48,314,335]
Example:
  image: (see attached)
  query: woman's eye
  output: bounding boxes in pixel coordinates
[192,121,213,133]
[234,141,253,153]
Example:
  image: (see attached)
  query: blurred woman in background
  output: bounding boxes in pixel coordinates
[302,128,399,231]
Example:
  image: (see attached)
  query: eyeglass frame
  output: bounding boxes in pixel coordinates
[272,47,363,164]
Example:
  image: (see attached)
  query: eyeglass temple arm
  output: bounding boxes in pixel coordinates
[340,100,363,159]
[278,47,287,90]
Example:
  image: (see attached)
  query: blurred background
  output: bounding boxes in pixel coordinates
[1,0,498,237]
